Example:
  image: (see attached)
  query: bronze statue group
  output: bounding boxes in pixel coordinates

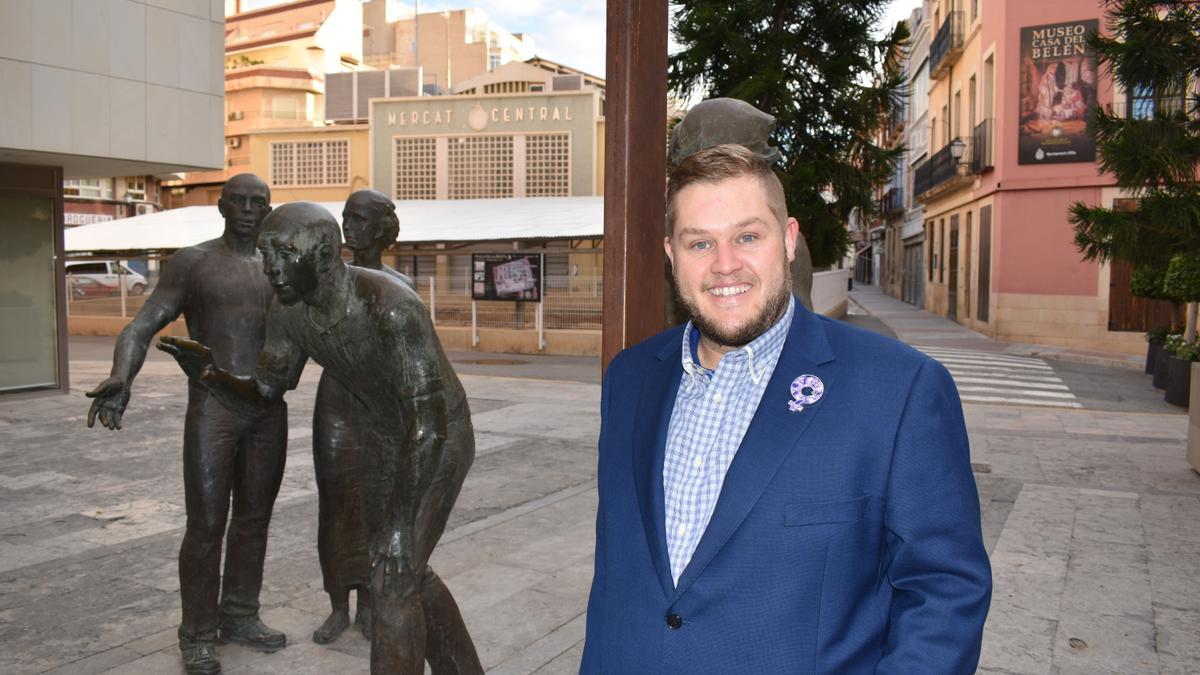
[87,178,481,675]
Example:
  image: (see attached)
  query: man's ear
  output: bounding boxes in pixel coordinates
[663,235,674,267]
[317,242,336,270]
[783,217,800,263]
[217,198,228,219]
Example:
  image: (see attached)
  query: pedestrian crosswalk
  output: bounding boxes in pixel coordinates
[914,346,1083,409]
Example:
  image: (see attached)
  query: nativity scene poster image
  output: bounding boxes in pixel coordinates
[1018,19,1099,165]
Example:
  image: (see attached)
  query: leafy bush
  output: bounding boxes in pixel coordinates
[1163,254,1200,303]
[1146,325,1172,344]
[1130,265,1166,299]
[1172,338,1200,362]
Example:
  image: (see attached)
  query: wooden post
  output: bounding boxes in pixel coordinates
[603,0,668,370]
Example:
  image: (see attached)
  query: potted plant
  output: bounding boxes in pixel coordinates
[1162,255,1200,405]
[1132,265,1171,374]
[1145,325,1171,375]
[1155,333,1180,389]
[1165,337,1199,406]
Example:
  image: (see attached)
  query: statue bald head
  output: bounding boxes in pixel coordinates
[217,173,271,240]
[668,98,781,169]
[260,202,341,256]
[258,202,343,305]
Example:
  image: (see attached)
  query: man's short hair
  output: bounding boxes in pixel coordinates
[666,144,787,236]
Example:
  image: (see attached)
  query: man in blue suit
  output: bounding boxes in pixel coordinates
[583,145,991,673]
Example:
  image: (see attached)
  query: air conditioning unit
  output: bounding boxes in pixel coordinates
[227,111,244,121]
[229,137,242,148]
[136,204,153,216]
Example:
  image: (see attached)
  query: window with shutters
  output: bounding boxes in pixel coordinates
[269,140,350,187]
[447,135,514,199]
[524,133,570,197]
[394,137,437,199]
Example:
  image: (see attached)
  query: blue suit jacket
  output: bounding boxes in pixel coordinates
[582,301,991,673]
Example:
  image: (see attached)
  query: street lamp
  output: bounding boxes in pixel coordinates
[950,137,966,163]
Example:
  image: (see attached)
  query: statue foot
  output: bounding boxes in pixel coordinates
[179,638,221,674]
[313,607,351,645]
[218,615,286,653]
[355,606,371,640]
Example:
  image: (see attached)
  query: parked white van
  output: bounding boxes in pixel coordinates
[64,261,148,295]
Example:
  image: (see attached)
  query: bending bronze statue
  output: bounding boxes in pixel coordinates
[158,202,481,675]
[666,97,814,323]
[311,189,414,645]
[86,174,287,675]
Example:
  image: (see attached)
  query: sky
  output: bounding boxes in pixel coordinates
[238,0,920,80]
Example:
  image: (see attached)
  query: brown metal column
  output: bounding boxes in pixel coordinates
[603,0,668,369]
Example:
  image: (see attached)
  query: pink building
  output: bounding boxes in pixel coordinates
[913,0,1180,354]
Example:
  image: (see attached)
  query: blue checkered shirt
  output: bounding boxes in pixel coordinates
[663,297,795,585]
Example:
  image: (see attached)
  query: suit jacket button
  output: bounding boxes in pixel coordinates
[666,613,683,629]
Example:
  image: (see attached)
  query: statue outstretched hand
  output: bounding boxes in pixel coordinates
[369,531,416,601]
[86,376,130,430]
[156,335,216,381]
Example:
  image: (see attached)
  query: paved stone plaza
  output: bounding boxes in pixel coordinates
[2,294,1199,674]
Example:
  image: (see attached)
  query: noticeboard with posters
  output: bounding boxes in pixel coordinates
[471,253,544,302]
[1018,19,1099,165]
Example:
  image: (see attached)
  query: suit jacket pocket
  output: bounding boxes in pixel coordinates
[784,495,869,527]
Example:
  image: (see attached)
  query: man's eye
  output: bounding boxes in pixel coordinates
[690,241,711,251]
[738,233,758,244]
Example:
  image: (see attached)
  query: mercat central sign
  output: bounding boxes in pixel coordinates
[386,103,575,130]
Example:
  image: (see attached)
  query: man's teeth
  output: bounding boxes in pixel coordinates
[708,285,750,297]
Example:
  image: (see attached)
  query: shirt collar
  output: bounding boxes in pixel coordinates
[679,295,795,386]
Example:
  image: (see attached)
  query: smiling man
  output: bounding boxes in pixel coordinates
[582,145,991,673]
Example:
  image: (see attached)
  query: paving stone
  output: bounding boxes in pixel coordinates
[1052,611,1159,673]
[977,606,1057,674]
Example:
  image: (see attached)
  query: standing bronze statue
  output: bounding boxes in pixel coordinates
[85,174,287,675]
[666,97,815,323]
[158,202,482,675]
[310,190,414,645]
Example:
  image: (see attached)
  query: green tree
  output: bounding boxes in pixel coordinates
[1070,0,1200,338]
[668,1,909,268]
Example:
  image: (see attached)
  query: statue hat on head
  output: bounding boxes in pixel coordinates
[668,97,782,169]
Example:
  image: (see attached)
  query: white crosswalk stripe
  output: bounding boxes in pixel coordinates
[914,346,1083,409]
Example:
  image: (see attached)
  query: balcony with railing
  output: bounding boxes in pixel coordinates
[930,11,964,80]
[970,118,994,173]
[914,136,974,201]
[879,186,905,216]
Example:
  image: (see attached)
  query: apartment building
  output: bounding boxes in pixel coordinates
[908,0,1173,354]
[0,0,224,395]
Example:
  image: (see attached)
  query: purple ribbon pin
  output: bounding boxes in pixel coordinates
[788,374,824,413]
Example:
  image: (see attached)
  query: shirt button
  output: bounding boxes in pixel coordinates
[666,613,683,629]
[712,392,723,402]
[675,523,688,537]
[692,456,704,470]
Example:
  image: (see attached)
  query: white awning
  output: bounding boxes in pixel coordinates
[65,196,604,253]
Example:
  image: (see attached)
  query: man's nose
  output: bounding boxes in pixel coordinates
[710,242,742,274]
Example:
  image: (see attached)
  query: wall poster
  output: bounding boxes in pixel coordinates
[471,253,543,301]
[1018,19,1099,164]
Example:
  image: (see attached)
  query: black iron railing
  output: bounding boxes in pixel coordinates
[930,11,964,78]
[880,186,904,215]
[914,138,972,199]
[971,118,993,173]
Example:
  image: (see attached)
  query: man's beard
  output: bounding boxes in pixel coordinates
[676,260,793,349]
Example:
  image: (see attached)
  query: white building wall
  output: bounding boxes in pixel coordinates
[0,0,225,176]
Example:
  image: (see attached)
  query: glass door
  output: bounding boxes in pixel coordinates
[0,195,59,392]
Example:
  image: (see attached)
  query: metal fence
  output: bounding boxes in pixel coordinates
[66,251,605,333]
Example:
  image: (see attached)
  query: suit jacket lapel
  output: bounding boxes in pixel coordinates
[632,334,684,600]
[674,302,837,596]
